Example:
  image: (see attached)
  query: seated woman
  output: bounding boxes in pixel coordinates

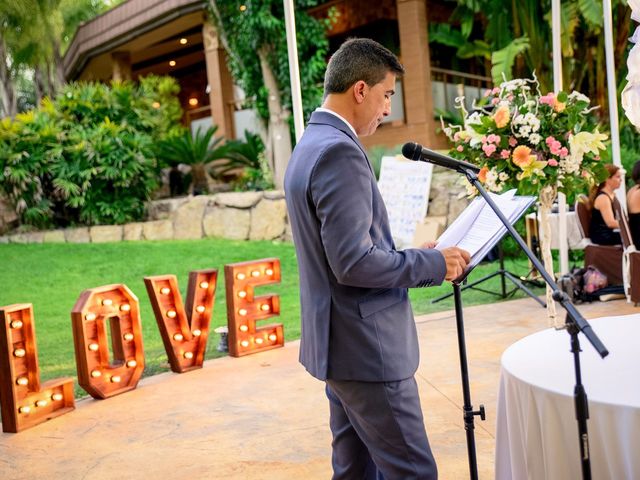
[627,160,640,249]
[589,164,622,245]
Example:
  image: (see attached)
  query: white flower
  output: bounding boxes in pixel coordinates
[628,44,640,82]
[568,91,590,103]
[529,133,542,145]
[466,112,482,125]
[631,25,640,44]
[498,172,510,181]
[631,0,640,21]
[622,83,640,128]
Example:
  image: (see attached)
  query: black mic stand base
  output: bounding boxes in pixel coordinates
[452,282,486,480]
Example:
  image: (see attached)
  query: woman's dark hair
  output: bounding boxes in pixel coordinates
[323,38,404,96]
[589,163,620,204]
[632,160,640,185]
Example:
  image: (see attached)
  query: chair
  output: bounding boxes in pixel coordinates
[617,205,640,305]
[575,195,623,285]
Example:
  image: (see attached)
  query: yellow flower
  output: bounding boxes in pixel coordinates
[569,130,608,156]
[512,145,533,167]
[518,159,548,180]
[493,106,510,128]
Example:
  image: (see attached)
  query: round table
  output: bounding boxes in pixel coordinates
[495,314,640,479]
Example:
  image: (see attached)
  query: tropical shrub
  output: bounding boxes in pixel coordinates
[0,76,182,227]
[155,125,229,195]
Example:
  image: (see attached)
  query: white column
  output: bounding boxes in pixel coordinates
[283,0,304,143]
[603,0,626,208]
[552,0,569,275]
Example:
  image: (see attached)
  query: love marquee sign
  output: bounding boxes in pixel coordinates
[0,258,282,433]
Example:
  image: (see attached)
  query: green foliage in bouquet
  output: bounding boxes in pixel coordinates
[443,77,610,203]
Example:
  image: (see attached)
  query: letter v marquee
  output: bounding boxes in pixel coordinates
[0,304,75,432]
[144,269,217,373]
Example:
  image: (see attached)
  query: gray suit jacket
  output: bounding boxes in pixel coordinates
[284,111,447,382]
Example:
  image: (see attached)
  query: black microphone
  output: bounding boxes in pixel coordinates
[402,142,480,174]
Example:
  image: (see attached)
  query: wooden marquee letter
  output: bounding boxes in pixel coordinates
[71,284,145,399]
[224,258,283,357]
[144,269,217,373]
[0,304,74,433]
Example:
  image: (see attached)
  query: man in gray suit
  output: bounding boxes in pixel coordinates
[284,38,470,479]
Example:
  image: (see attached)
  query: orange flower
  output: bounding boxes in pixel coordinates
[493,106,510,128]
[478,166,489,183]
[554,102,566,113]
[512,145,533,168]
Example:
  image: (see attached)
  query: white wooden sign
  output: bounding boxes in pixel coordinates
[377,156,433,248]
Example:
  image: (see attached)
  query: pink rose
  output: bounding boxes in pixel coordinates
[492,87,500,95]
[491,97,500,105]
[487,134,501,144]
[559,147,568,157]
[457,145,464,152]
[484,89,492,97]
[482,143,497,157]
[500,149,511,159]
[548,159,559,167]
[508,137,518,147]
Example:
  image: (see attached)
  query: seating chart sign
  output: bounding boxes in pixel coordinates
[378,156,433,248]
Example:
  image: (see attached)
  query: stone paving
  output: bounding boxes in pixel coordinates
[0,296,635,479]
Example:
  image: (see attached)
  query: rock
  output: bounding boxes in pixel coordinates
[203,206,250,240]
[173,196,208,239]
[142,220,174,241]
[250,198,287,240]
[123,223,144,241]
[90,225,124,243]
[43,230,66,243]
[65,227,90,243]
[213,191,263,209]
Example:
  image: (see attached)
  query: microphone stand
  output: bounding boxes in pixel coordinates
[451,167,608,480]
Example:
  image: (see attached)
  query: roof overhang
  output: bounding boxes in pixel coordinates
[63,0,207,81]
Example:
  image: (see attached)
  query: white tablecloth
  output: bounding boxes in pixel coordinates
[527,211,588,250]
[495,314,640,480]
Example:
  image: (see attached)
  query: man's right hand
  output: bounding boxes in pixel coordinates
[440,247,471,281]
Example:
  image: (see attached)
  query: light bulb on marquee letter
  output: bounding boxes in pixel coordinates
[144,269,217,373]
[0,304,75,433]
[71,284,145,399]
[224,258,284,357]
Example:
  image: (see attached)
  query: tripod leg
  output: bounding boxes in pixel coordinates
[502,271,546,307]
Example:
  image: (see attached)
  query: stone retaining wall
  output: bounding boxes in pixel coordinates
[0,169,469,245]
[0,191,288,244]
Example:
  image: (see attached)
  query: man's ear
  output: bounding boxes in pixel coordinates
[353,80,368,104]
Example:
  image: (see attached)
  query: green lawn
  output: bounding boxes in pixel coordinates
[0,239,543,397]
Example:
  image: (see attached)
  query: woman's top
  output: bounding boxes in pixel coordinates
[590,192,622,245]
[629,212,640,249]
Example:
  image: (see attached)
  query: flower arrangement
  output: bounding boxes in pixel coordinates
[443,77,610,323]
[443,77,609,203]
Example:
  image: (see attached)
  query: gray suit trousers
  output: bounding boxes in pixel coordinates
[326,378,438,480]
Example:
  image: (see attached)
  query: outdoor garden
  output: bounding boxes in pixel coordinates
[0,0,636,396]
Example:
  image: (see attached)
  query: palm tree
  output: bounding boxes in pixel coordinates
[156,125,229,195]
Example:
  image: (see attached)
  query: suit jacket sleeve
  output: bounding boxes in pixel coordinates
[310,141,447,289]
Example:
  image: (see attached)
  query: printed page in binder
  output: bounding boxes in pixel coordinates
[377,156,433,249]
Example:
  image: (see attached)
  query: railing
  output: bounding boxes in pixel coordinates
[430,67,493,116]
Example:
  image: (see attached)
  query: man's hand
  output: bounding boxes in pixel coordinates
[440,247,471,281]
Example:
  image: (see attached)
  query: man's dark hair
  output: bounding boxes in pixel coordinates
[324,38,404,96]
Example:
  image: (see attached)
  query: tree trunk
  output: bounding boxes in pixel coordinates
[52,38,66,92]
[258,45,292,190]
[34,66,45,106]
[0,35,17,117]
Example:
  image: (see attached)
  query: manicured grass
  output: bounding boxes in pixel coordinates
[0,239,543,397]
